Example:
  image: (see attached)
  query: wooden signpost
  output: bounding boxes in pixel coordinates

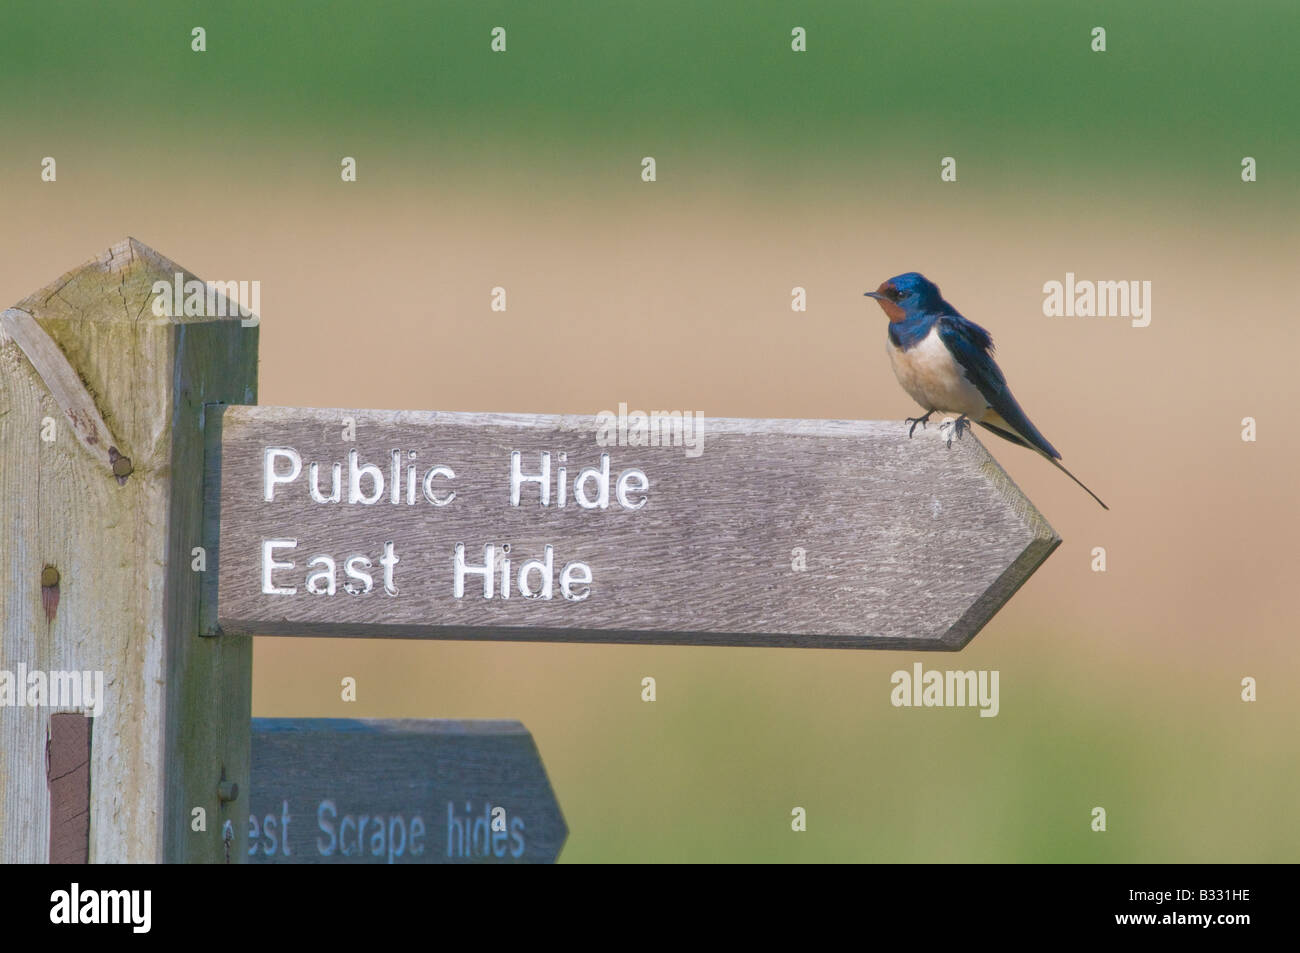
[1,239,254,863]
[2,239,1062,863]
[248,719,567,864]
[207,405,1059,650]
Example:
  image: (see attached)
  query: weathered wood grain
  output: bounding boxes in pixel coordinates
[212,406,1059,649]
[0,308,122,476]
[0,238,257,862]
[249,719,567,864]
[47,713,92,864]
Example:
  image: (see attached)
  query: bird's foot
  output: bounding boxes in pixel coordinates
[940,415,971,448]
[905,411,934,438]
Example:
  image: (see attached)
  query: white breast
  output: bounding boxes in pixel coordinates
[886,327,989,419]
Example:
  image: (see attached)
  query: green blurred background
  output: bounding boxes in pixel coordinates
[2,1,1296,861]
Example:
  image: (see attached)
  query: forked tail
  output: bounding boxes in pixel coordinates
[1048,457,1109,510]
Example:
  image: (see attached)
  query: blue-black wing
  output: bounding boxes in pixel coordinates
[934,314,1061,460]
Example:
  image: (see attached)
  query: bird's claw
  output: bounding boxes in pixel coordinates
[940,415,971,448]
[905,412,934,438]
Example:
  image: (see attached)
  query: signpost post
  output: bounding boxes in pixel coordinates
[0,238,255,863]
[248,719,567,864]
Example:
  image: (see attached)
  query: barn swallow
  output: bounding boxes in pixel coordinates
[866,272,1108,509]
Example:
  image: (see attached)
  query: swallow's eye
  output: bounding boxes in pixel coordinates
[894,289,908,300]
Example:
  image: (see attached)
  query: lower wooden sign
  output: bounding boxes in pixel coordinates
[247,718,567,863]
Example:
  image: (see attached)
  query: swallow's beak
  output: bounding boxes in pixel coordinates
[865,283,903,320]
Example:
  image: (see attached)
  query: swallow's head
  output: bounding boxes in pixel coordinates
[865,272,944,322]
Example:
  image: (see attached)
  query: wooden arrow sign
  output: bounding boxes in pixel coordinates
[206,405,1059,650]
[248,719,567,863]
